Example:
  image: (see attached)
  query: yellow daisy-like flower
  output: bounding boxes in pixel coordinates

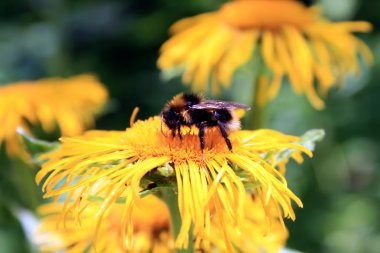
[0,74,108,157]
[210,194,288,253]
[34,195,288,253]
[34,195,172,253]
[34,194,287,253]
[158,0,373,109]
[36,116,312,250]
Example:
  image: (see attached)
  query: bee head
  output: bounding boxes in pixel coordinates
[161,108,179,130]
[161,93,203,135]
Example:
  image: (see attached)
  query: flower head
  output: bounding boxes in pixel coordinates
[37,116,312,250]
[34,193,287,253]
[0,75,108,157]
[158,0,372,109]
[210,194,288,253]
[34,195,172,253]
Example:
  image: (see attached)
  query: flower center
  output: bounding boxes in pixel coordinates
[123,117,234,164]
[219,0,313,30]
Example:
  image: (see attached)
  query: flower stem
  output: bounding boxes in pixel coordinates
[249,76,265,129]
[250,100,262,129]
[158,188,194,253]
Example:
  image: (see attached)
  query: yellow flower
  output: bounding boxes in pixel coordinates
[34,195,173,253]
[36,116,312,250]
[0,74,108,157]
[209,194,288,253]
[34,194,287,253]
[158,0,372,109]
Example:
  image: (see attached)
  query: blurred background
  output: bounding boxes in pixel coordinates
[0,0,379,252]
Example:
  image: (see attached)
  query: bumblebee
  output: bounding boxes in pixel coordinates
[161,93,250,151]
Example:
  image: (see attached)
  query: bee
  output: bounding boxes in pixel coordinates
[161,93,250,151]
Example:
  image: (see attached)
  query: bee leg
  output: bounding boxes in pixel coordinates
[197,123,206,162]
[171,129,176,138]
[217,122,232,150]
[177,123,183,141]
[197,123,206,151]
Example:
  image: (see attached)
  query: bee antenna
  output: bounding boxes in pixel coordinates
[160,114,168,137]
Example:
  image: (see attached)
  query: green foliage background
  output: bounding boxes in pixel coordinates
[0,0,379,252]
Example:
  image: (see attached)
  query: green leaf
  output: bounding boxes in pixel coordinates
[275,129,325,164]
[298,129,325,151]
[17,128,59,165]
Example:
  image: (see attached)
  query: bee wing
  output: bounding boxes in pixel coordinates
[191,100,251,110]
